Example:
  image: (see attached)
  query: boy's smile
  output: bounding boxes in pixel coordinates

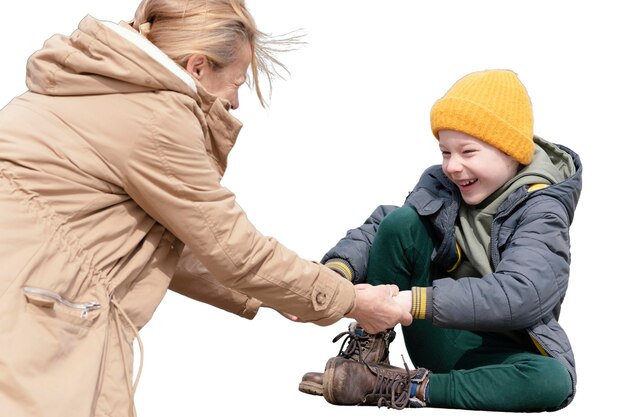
[439,130,520,205]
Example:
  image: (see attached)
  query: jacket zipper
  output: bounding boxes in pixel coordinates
[527,329,552,357]
[22,286,101,319]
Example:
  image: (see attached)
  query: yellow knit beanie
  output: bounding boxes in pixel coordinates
[430,70,534,165]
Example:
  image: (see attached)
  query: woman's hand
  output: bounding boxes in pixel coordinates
[345,283,413,333]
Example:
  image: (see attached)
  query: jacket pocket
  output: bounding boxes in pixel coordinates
[22,286,102,327]
[0,285,109,416]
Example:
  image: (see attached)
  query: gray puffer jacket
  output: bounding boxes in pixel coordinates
[322,139,582,408]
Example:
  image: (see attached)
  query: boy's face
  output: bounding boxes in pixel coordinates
[439,130,520,205]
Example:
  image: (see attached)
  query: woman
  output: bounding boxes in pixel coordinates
[0,1,410,416]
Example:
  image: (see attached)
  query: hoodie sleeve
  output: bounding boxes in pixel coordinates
[431,195,571,331]
[120,94,355,326]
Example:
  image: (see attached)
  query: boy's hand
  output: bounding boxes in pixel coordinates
[393,290,413,315]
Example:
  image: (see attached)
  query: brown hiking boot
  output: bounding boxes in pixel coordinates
[298,372,324,396]
[322,356,430,409]
[334,321,396,364]
[298,322,396,396]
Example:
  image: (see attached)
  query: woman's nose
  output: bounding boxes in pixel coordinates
[230,92,240,110]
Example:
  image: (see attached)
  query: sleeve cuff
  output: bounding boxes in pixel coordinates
[324,258,355,282]
[411,286,433,321]
[241,297,262,320]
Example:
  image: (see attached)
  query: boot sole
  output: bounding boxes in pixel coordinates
[298,380,323,396]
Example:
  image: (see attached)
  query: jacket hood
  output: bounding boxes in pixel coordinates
[531,136,577,183]
[469,136,578,215]
[26,16,198,99]
[536,140,582,225]
[495,137,582,225]
[25,15,243,173]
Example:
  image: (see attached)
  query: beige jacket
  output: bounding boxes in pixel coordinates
[0,16,355,416]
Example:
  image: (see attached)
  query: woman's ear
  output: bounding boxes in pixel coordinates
[185,54,209,79]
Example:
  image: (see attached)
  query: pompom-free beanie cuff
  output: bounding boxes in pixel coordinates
[431,97,534,165]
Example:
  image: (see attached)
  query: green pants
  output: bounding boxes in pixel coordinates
[366,206,572,412]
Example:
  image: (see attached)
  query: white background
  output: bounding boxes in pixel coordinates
[2,1,623,416]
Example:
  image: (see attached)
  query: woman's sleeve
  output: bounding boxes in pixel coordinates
[170,246,261,320]
[121,99,355,326]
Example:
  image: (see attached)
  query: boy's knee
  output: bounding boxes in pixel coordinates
[378,206,424,239]
[531,358,573,410]
[545,360,573,409]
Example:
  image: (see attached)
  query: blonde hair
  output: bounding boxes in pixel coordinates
[132,0,295,106]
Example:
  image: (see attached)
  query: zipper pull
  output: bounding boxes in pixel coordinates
[81,301,102,319]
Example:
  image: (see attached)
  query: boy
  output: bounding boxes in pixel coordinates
[300,70,581,411]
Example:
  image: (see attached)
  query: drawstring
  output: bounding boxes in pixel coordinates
[111,297,144,417]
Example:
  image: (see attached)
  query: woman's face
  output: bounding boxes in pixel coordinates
[439,129,520,205]
[187,43,251,110]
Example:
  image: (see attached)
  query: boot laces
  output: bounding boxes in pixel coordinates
[332,329,370,362]
[367,357,414,410]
